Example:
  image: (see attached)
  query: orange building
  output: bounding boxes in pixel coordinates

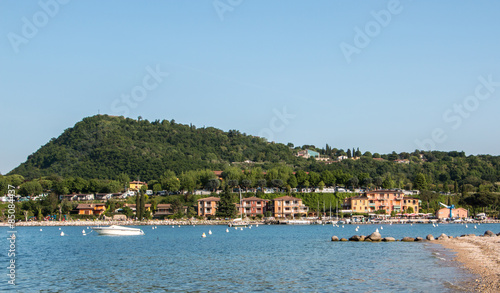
[198,197,220,217]
[76,203,106,216]
[239,197,269,217]
[272,196,309,218]
[436,207,468,219]
[344,190,420,214]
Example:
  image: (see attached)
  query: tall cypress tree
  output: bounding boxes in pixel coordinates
[216,186,237,219]
[135,193,140,220]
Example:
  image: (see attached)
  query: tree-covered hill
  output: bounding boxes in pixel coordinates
[10,115,297,180]
[8,115,500,197]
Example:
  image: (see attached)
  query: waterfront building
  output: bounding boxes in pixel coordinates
[436,207,468,219]
[343,190,421,214]
[239,196,269,217]
[272,196,309,218]
[198,197,220,217]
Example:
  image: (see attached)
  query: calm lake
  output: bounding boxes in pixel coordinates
[1,223,499,292]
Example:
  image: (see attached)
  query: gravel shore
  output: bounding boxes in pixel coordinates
[439,234,500,293]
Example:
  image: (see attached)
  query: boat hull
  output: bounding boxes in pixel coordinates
[92,225,145,236]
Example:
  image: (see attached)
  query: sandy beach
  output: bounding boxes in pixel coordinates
[439,234,500,292]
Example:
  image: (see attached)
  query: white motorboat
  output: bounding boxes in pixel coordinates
[91,225,145,236]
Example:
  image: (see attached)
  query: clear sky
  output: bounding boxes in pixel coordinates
[1,0,500,174]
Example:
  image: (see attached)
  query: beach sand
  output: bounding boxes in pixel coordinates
[439,234,500,293]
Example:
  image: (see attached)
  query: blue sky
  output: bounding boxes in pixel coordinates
[1,0,500,174]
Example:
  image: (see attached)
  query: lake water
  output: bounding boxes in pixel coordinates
[1,223,499,292]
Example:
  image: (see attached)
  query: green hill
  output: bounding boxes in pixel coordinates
[10,115,296,180]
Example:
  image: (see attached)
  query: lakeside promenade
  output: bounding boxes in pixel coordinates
[4,218,499,227]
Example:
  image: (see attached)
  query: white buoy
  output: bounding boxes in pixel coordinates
[226,229,229,233]
[152,227,155,230]
[59,228,61,230]
[40,229,43,232]
[208,230,212,235]
[249,226,252,229]
[342,225,344,228]
[87,227,89,229]
[478,223,480,226]
[202,233,206,238]
[355,228,358,232]
[380,226,383,230]
[465,224,468,228]
[235,227,237,230]
[82,230,86,234]
[240,227,243,231]
[172,226,174,228]
[60,232,65,236]
[474,225,477,229]
[375,228,379,233]
[178,225,180,228]
[256,224,259,227]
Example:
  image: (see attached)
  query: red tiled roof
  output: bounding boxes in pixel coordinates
[273,196,302,201]
[197,197,220,202]
[242,197,269,202]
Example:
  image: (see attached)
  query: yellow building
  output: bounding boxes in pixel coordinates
[129,181,147,191]
[198,197,220,217]
[272,196,309,218]
[76,203,106,216]
[348,196,369,213]
[343,190,420,214]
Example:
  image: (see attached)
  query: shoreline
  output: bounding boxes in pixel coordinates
[2,219,499,227]
[439,234,500,293]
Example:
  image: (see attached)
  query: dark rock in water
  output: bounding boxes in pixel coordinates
[426,234,435,241]
[437,233,448,241]
[349,235,362,241]
[331,236,339,241]
[367,231,382,242]
[497,233,500,236]
[415,237,424,241]
[383,237,396,242]
[401,237,415,242]
[340,238,348,242]
[484,230,495,237]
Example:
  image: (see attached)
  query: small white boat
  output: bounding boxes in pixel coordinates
[91,225,145,236]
